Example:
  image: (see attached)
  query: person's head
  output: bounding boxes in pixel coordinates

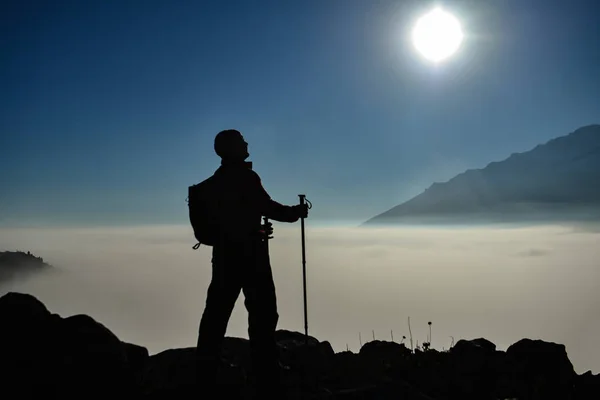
[214,129,249,161]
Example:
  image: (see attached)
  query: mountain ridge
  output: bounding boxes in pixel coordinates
[364,124,600,225]
[0,251,51,282]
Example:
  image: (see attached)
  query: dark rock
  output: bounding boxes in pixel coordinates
[0,291,51,327]
[142,331,334,398]
[505,338,576,400]
[276,330,335,382]
[2,291,599,400]
[359,340,412,360]
[275,329,320,347]
[449,338,499,399]
[574,370,600,400]
[122,340,150,370]
[121,341,150,388]
[0,292,56,397]
[358,340,412,381]
[53,314,130,395]
[222,336,251,368]
[60,314,126,361]
[0,292,145,397]
[332,380,435,400]
[407,348,453,398]
[326,351,370,391]
[141,347,246,398]
[450,337,497,369]
[142,347,196,395]
[454,337,496,353]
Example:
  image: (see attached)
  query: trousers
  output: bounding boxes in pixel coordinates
[196,239,279,388]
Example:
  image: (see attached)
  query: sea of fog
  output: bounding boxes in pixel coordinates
[1,223,599,374]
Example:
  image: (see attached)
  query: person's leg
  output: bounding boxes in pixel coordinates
[196,252,242,388]
[242,244,280,392]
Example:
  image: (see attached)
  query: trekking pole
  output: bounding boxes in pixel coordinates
[298,194,312,345]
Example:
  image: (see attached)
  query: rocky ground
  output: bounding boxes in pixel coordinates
[0,291,598,399]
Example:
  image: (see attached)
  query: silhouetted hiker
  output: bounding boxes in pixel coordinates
[192,129,308,395]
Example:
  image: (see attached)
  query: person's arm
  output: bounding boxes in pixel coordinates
[250,171,304,223]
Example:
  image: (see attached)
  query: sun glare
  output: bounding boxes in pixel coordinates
[412,7,463,62]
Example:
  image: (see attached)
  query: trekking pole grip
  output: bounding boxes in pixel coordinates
[298,194,312,214]
[263,216,271,239]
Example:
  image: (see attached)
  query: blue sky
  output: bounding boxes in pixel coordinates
[2,0,599,227]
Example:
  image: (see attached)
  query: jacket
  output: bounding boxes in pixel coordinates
[210,160,299,246]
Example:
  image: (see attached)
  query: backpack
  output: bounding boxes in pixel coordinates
[187,175,221,249]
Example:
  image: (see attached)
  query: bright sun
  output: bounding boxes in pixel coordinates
[412,8,463,62]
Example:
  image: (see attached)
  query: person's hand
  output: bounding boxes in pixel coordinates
[260,220,274,239]
[295,203,309,219]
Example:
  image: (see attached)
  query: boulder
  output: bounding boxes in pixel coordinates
[221,336,251,368]
[0,292,144,397]
[276,330,334,369]
[275,329,320,347]
[275,330,335,389]
[52,314,129,395]
[0,292,52,333]
[574,371,600,400]
[141,347,246,398]
[327,351,369,390]
[449,338,498,399]
[0,292,57,396]
[359,340,412,361]
[505,338,576,400]
[122,340,150,370]
[358,340,412,381]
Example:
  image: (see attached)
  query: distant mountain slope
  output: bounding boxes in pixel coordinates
[0,251,51,281]
[364,124,600,225]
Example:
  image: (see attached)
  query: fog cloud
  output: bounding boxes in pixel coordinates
[1,223,599,373]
